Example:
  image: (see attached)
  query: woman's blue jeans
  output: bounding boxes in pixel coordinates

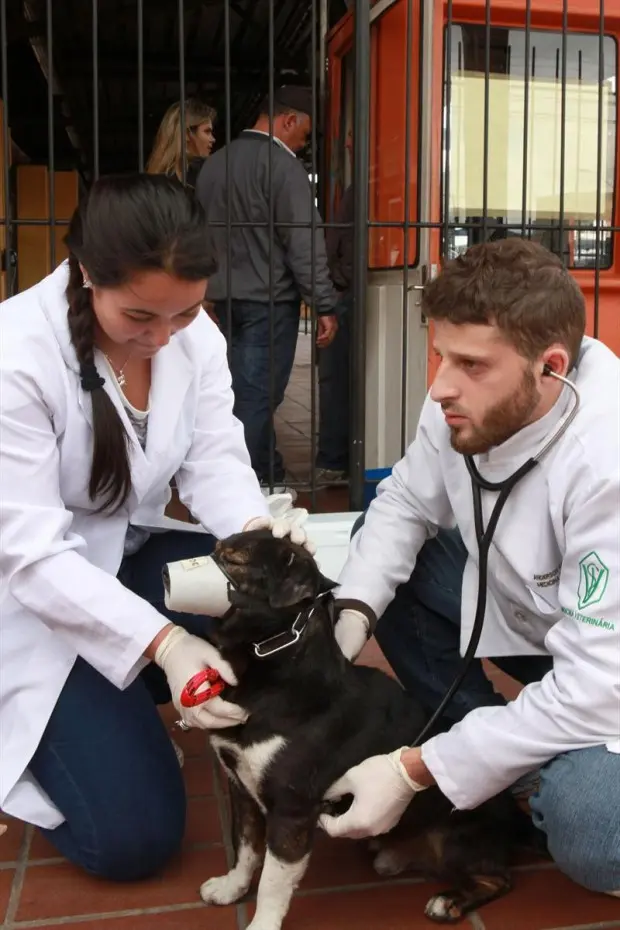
[354,515,620,895]
[27,530,217,881]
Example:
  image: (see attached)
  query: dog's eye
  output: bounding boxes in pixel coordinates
[286,552,295,567]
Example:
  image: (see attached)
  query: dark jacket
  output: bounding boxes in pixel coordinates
[326,183,354,292]
[195,131,338,314]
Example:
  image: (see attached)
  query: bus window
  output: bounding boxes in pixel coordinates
[443,25,617,269]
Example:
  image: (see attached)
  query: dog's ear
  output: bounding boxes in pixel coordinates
[318,573,338,594]
[267,575,316,609]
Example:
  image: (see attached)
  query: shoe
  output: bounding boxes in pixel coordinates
[316,468,348,487]
[171,737,185,768]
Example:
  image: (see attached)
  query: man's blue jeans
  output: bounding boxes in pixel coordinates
[360,519,620,894]
[214,299,300,484]
[27,530,218,881]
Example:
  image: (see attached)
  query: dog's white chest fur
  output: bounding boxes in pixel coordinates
[210,734,286,812]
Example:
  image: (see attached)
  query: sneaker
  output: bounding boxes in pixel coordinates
[171,737,185,768]
[316,468,348,487]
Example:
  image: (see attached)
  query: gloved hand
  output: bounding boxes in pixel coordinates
[153,625,248,730]
[244,507,316,555]
[318,748,428,839]
[334,608,370,662]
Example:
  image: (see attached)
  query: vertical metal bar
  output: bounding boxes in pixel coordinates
[224,0,233,346]
[593,2,605,338]
[443,0,453,256]
[46,0,55,269]
[481,0,491,240]
[318,0,328,217]
[521,0,532,237]
[400,0,414,457]
[178,0,187,184]
[310,0,318,511]
[137,0,144,171]
[418,0,435,270]
[0,0,13,297]
[92,0,99,179]
[558,0,568,262]
[350,0,370,511]
[267,0,275,491]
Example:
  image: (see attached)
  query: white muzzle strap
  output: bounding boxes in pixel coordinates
[162,555,232,617]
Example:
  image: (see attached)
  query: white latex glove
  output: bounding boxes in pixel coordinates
[318,748,428,839]
[154,626,248,730]
[244,507,316,554]
[334,608,370,661]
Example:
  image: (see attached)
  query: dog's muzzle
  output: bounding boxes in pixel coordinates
[162,553,233,617]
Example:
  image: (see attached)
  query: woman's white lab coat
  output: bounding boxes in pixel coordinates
[337,336,620,809]
[0,262,269,828]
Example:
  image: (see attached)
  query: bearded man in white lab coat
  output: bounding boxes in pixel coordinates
[321,238,620,898]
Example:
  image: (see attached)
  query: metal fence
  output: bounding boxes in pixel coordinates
[1,0,617,513]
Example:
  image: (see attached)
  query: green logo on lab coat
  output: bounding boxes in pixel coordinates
[577,551,609,610]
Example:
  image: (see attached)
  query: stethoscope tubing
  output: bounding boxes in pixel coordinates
[411,369,580,747]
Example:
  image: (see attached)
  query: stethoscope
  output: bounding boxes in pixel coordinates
[412,365,581,746]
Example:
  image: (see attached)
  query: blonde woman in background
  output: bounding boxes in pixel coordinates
[147,98,216,188]
[148,98,219,334]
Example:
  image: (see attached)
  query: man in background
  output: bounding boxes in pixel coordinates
[196,85,338,494]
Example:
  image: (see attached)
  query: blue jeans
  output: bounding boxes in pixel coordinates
[27,530,218,881]
[360,519,620,894]
[317,294,350,472]
[214,299,300,484]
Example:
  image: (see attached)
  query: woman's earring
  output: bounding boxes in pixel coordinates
[83,276,93,289]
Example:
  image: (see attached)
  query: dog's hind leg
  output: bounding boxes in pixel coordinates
[200,779,265,907]
[247,810,315,930]
[424,872,512,924]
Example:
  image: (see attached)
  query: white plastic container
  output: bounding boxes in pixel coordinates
[304,511,361,582]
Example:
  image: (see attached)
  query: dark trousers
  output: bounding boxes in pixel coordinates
[27,530,218,881]
[316,293,350,472]
[214,299,300,484]
[354,516,620,893]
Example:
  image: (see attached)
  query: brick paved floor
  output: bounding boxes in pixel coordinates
[275,330,349,507]
[2,647,618,930]
[2,333,618,930]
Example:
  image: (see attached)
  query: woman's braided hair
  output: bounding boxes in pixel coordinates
[63,173,217,513]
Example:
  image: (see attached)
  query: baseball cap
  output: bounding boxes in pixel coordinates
[259,85,314,118]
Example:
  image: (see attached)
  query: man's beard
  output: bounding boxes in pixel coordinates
[447,366,541,456]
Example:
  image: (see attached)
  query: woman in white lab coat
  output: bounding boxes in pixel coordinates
[0,173,309,881]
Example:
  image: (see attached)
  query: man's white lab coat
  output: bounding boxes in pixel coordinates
[336,337,620,809]
[0,262,269,827]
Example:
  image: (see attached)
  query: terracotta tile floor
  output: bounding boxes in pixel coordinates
[2,334,619,929]
[2,645,618,930]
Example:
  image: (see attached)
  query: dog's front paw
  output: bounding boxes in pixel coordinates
[424,893,465,924]
[200,873,249,906]
[246,916,286,930]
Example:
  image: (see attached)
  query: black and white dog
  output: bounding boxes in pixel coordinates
[197,529,543,930]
